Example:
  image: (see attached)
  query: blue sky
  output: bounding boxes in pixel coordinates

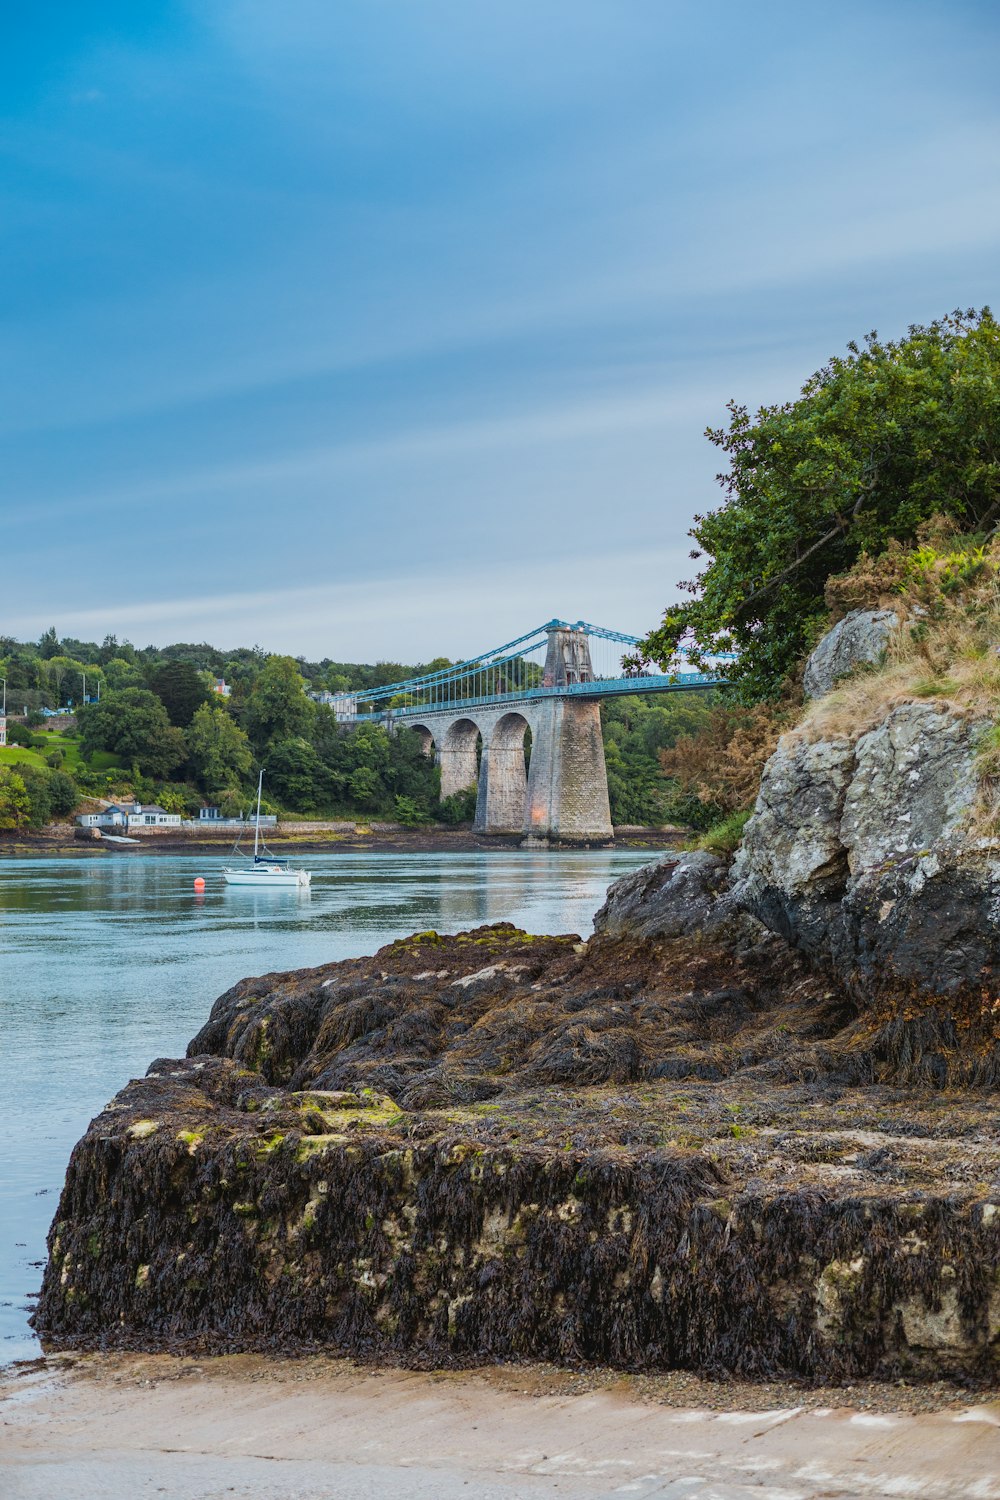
[4,1,999,659]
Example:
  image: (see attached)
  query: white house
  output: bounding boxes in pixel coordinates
[76,802,181,830]
[0,716,6,747]
[212,678,232,698]
[128,803,181,827]
[76,803,132,829]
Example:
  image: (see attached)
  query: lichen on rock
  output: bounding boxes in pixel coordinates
[802,608,900,699]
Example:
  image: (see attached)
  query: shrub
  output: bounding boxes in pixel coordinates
[394,794,433,827]
[438,787,477,825]
[6,724,39,748]
[660,697,795,818]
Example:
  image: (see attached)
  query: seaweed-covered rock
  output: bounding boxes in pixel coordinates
[802,608,899,698]
[592,851,731,942]
[34,1024,1000,1380]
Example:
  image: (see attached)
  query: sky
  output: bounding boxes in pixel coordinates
[3,1,999,662]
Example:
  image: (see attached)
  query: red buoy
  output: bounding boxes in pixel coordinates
[193,877,206,892]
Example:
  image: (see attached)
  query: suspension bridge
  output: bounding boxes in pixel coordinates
[332,620,732,843]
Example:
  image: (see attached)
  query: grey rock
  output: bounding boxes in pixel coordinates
[840,703,977,871]
[731,733,854,955]
[802,609,899,699]
[593,851,731,942]
[732,700,1000,1013]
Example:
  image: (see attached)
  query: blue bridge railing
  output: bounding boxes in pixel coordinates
[328,619,734,720]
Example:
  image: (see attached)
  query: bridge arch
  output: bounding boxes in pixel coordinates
[406,722,436,757]
[438,716,482,800]
[476,711,530,835]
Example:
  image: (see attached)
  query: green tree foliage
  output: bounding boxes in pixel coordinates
[148,660,212,727]
[394,794,433,826]
[438,787,477,824]
[601,694,721,826]
[43,769,80,818]
[266,738,341,811]
[638,309,1000,700]
[6,724,40,748]
[243,656,315,752]
[0,768,31,828]
[347,764,383,810]
[186,703,254,792]
[102,658,146,691]
[0,765,77,827]
[79,689,187,778]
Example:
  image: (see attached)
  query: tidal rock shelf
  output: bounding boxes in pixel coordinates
[35,920,1000,1382]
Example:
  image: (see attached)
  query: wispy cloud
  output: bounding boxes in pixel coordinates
[6,544,689,659]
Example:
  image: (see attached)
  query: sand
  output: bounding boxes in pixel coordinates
[2,1354,999,1500]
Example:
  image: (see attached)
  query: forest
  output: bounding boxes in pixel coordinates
[0,629,717,830]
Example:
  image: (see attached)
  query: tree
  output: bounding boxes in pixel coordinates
[44,769,79,818]
[637,309,1000,701]
[186,702,254,791]
[348,765,383,810]
[149,660,212,727]
[243,656,315,752]
[102,657,145,691]
[79,689,187,778]
[0,768,31,829]
[266,738,341,811]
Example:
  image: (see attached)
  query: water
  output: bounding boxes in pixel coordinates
[0,847,654,1364]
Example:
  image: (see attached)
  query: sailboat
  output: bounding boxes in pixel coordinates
[222,771,311,888]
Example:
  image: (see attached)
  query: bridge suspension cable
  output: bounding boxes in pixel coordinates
[332,619,732,720]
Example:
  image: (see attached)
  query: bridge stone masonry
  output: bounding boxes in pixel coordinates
[335,620,732,845]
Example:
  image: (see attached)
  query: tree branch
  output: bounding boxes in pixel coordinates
[733,522,847,617]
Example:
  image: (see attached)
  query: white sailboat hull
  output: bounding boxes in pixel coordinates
[223,865,311,888]
[222,772,310,888]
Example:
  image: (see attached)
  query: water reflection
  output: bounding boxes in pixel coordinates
[0,847,657,1363]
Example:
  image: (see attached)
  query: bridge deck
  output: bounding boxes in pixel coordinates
[345,672,726,721]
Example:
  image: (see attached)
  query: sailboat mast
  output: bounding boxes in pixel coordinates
[254,769,263,858]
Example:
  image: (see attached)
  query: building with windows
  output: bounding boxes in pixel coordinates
[76,802,181,830]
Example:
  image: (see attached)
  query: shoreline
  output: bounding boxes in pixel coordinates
[3,1352,998,1500]
[0,825,686,857]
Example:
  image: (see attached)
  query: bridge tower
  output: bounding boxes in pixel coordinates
[471,624,612,843]
[520,625,611,842]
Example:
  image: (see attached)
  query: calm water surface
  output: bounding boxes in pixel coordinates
[0,847,654,1363]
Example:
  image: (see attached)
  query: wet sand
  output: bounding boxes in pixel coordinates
[3,1354,998,1500]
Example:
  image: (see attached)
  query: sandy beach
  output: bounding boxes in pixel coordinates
[3,1354,999,1500]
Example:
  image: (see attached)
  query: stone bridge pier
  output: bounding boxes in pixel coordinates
[403,628,613,843]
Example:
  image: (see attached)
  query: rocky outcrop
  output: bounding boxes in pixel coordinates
[33,923,1000,1381]
[592,851,733,943]
[802,608,899,698]
[732,676,1000,1080]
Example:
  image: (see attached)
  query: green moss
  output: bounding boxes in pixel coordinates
[253,1131,286,1156]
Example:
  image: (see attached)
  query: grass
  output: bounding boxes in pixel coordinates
[695,809,753,857]
[1,733,119,777]
[798,556,1000,749]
